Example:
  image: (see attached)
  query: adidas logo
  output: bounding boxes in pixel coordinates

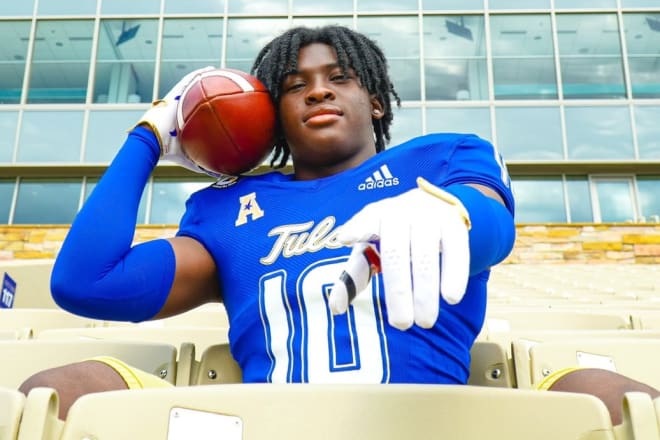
[358,164,399,191]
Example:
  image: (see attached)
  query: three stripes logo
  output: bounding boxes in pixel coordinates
[358,164,399,191]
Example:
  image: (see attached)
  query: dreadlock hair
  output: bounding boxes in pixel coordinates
[251,25,401,169]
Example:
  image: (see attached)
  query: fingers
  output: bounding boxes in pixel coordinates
[439,213,470,305]
[410,215,441,328]
[380,216,414,330]
[328,243,376,315]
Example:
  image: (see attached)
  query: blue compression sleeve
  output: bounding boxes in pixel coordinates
[51,126,175,322]
[443,184,515,275]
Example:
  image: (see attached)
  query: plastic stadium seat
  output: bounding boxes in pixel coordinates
[20,384,623,440]
[525,339,660,391]
[468,341,515,388]
[105,303,229,329]
[0,340,178,389]
[0,386,25,440]
[0,259,56,309]
[0,308,100,337]
[485,309,633,332]
[186,343,242,386]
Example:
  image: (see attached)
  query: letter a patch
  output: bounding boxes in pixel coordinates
[235,192,264,226]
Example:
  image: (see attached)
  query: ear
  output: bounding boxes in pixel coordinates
[370,96,384,120]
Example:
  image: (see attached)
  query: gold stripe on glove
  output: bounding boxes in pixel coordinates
[416,177,472,230]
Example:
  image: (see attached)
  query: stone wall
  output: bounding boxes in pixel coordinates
[1,224,659,264]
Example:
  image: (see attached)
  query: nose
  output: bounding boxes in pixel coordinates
[305,79,335,104]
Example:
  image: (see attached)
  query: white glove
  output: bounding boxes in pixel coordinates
[136,66,217,175]
[328,177,472,330]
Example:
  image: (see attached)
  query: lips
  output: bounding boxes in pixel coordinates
[303,106,343,123]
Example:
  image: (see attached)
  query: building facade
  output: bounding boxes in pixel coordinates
[0,0,659,225]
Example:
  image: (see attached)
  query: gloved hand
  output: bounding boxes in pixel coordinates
[328,177,472,330]
[136,66,216,175]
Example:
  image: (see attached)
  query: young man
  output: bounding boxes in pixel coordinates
[21,25,515,418]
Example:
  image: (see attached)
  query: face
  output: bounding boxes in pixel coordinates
[278,43,384,180]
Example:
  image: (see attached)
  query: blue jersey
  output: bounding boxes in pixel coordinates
[177,133,514,385]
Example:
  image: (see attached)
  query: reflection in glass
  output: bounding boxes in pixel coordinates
[623,13,660,99]
[635,106,660,159]
[423,15,488,100]
[0,112,19,162]
[358,16,420,100]
[0,1,34,15]
[159,18,223,98]
[511,177,566,223]
[85,110,144,162]
[0,21,31,104]
[358,0,418,11]
[566,176,593,222]
[490,14,557,100]
[489,0,549,9]
[426,107,492,142]
[94,19,158,104]
[150,179,212,224]
[554,0,616,7]
[292,0,353,13]
[85,177,147,223]
[28,20,94,103]
[18,111,83,162]
[565,106,633,160]
[101,0,160,14]
[228,0,287,14]
[0,180,14,224]
[291,17,354,29]
[37,0,96,15]
[495,107,562,160]
[593,179,635,223]
[556,14,625,99]
[389,107,422,148]
[637,177,660,222]
[14,179,81,224]
[165,0,225,14]
[422,0,483,10]
[225,19,289,72]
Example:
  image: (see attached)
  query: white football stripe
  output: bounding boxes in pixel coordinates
[201,69,255,92]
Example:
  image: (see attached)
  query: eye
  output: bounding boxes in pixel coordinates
[284,80,305,93]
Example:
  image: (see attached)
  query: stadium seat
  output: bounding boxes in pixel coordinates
[105,303,229,329]
[186,343,242,386]
[619,392,660,440]
[0,386,26,440]
[484,309,633,332]
[468,341,515,388]
[0,308,100,337]
[523,339,660,391]
[0,340,178,389]
[26,384,622,440]
[0,259,56,309]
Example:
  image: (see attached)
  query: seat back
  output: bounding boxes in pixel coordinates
[485,309,633,332]
[50,384,618,440]
[0,308,99,337]
[0,340,178,389]
[0,386,26,440]
[191,343,242,386]
[0,260,56,309]
[468,341,514,388]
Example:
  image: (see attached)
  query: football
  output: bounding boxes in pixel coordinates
[176,68,276,176]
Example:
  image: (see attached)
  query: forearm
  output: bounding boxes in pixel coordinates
[51,126,175,322]
[443,184,515,275]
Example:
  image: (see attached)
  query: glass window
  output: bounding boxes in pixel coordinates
[225,18,289,73]
[159,18,224,98]
[511,177,566,223]
[0,112,19,162]
[37,0,96,15]
[556,14,625,99]
[623,13,660,99]
[85,110,144,162]
[150,179,211,224]
[358,0,418,12]
[426,107,492,142]
[422,0,484,10]
[358,16,420,100]
[85,177,147,223]
[0,179,15,224]
[13,178,82,224]
[423,15,488,100]
[622,0,660,7]
[165,0,225,14]
[592,177,636,223]
[489,0,550,9]
[228,0,287,14]
[490,14,557,100]
[495,106,563,160]
[0,1,34,15]
[28,20,94,103]
[389,106,422,148]
[94,19,158,104]
[566,176,593,222]
[554,0,616,8]
[292,1,353,13]
[100,0,161,14]
[18,111,83,162]
[0,21,31,104]
[291,17,354,29]
[637,177,660,222]
[565,106,633,160]
[635,106,660,159]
